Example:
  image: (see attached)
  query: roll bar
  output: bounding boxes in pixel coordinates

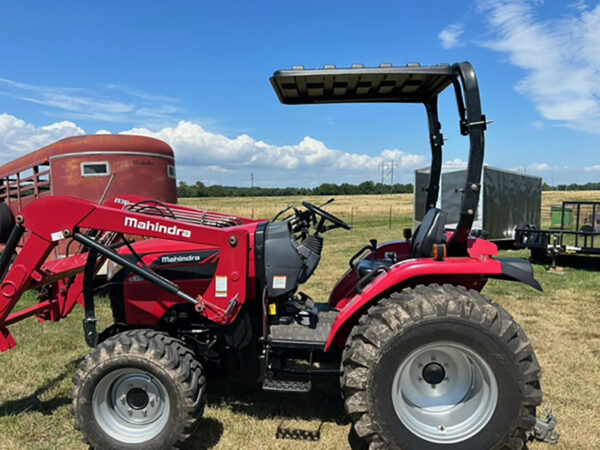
[270,61,487,255]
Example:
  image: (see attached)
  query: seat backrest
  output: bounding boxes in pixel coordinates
[411,208,447,257]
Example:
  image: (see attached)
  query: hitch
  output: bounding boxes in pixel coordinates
[529,407,560,444]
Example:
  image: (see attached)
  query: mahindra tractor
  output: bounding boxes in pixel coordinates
[0,62,559,449]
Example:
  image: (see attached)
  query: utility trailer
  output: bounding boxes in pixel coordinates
[0,62,558,449]
[415,165,542,242]
[516,201,600,259]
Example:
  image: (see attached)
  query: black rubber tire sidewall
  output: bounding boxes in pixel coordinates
[370,319,522,450]
[77,356,188,450]
[0,203,15,244]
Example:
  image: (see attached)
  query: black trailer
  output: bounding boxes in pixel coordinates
[515,201,600,258]
[414,165,542,242]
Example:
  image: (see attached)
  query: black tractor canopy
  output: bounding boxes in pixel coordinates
[271,62,487,255]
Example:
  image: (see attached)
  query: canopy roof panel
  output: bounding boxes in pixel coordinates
[270,63,457,105]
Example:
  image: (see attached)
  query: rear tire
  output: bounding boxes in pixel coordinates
[341,284,541,449]
[71,329,206,450]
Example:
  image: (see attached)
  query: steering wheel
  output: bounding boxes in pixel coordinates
[302,201,351,231]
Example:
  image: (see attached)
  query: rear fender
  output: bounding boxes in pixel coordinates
[324,255,539,351]
[493,257,543,291]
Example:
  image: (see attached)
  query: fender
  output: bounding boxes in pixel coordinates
[324,254,542,351]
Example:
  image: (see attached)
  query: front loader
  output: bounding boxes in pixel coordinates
[0,62,558,449]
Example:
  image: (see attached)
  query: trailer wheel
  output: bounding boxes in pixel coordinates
[341,284,541,449]
[71,329,205,450]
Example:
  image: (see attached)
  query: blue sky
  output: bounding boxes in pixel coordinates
[0,0,598,186]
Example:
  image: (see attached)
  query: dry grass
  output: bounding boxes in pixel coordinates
[0,192,598,449]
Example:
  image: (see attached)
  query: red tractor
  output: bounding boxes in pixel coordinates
[0,62,558,449]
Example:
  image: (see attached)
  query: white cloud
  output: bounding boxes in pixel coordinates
[121,121,426,175]
[584,164,600,172]
[121,121,427,185]
[439,23,465,49]
[0,78,180,125]
[0,114,426,186]
[529,162,551,171]
[531,120,544,130]
[0,113,84,157]
[444,158,467,168]
[477,0,600,133]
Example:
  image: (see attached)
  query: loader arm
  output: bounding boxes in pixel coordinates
[0,195,260,352]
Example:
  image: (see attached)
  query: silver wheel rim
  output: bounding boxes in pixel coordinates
[391,341,498,444]
[92,368,170,444]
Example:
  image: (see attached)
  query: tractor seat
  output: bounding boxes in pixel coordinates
[411,208,447,258]
[356,258,394,278]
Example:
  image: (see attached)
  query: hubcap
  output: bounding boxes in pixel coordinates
[391,341,498,444]
[422,362,445,385]
[126,387,149,410]
[92,368,170,444]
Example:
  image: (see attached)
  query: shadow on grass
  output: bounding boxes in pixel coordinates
[186,376,359,448]
[206,377,347,424]
[182,417,224,450]
[0,359,81,417]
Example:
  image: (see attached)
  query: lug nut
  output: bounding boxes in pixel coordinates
[127,408,133,416]
[418,378,423,383]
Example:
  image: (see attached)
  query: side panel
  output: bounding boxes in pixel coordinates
[483,167,542,239]
[51,154,176,204]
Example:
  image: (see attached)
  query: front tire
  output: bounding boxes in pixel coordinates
[341,284,542,449]
[71,329,206,450]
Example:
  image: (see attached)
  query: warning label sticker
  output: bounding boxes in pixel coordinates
[215,276,228,297]
[272,275,287,289]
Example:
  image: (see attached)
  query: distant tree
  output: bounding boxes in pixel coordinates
[176,179,420,197]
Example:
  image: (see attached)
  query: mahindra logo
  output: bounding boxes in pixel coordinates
[124,216,192,238]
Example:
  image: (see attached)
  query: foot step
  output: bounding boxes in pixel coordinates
[262,378,311,393]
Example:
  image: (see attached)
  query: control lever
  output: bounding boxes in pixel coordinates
[318,198,335,208]
[349,239,378,269]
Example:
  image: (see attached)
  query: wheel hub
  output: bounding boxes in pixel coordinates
[422,362,445,385]
[391,341,498,444]
[92,368,170,444]
[126,387,149,410]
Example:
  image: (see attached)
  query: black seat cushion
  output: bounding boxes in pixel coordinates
[356,258,394,278]
[411,208,447,258]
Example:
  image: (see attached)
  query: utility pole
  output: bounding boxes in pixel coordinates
[379,162,387,184]
[389,161,398,185]
[250,173,254,188]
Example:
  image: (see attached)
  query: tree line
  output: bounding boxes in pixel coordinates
[542,182,600,191]
[177,180,600,197]
[177,181,414,197]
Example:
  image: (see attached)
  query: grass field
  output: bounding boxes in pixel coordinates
[0,192,598,449]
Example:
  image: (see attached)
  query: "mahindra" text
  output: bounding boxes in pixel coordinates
[124,217,192,238]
